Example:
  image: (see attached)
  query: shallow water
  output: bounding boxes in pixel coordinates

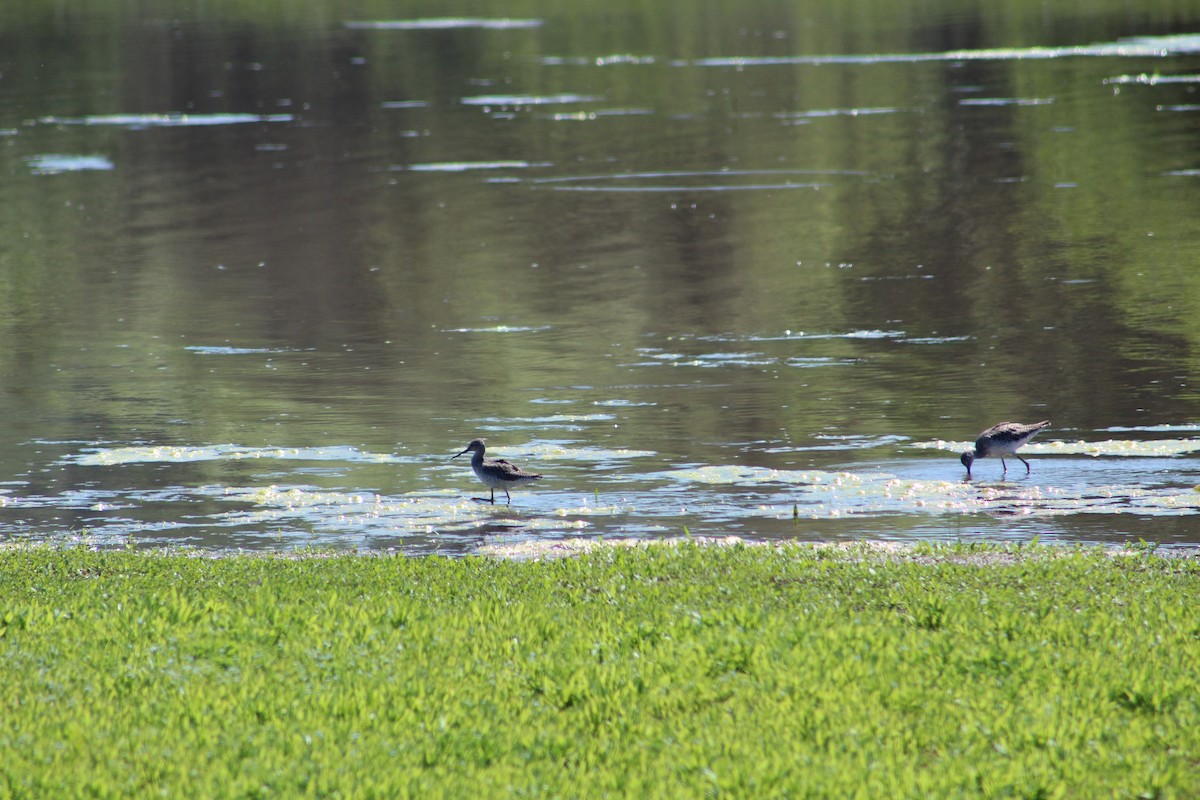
[3,2,1200,553]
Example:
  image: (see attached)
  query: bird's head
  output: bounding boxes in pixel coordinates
[453,438,487,459]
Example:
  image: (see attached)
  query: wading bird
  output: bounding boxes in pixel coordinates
[453,438,543,504]
[960,421,1050,478]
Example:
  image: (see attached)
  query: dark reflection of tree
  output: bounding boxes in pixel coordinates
[654,194,742,328]
[826,47,1188,431]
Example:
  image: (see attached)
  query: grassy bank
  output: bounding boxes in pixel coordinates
[1,541,1198,798]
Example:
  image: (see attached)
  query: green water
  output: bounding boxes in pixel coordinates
[2,1,1200,551]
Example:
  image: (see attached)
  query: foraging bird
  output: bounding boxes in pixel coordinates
[452,438,542,504]
[960,421,1050,478]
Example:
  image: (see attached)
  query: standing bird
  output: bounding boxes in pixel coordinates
[453,438,543,504]
[960,421,1050,478]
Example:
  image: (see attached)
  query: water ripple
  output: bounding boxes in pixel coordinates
[686,34,1200,67]
[461,93,602,106]
[531,169,855,193]
[401,161,552,172]
[185,346,304,355]
[26,154,114,174]
[37,114,292,128]
[345,18,543,30]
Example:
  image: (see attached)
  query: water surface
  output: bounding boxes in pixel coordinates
[3,1,1200,553]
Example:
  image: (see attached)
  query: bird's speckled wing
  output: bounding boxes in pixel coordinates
[977,421,1049,450]
[489,458,542,481]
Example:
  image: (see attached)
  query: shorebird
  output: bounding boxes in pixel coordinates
[961,421,1050,478]
[452,438,542,504]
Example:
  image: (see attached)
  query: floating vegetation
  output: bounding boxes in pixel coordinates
[67,444,404,467]
[915,437,1200,458]
[652,465,860,486]
[649,463,1199,520]
[219,485,601,540]
[1105,73,1200,85]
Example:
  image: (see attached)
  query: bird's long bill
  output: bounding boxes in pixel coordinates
[452,448,469,459]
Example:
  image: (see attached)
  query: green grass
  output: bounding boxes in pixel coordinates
[2,542,1198,798]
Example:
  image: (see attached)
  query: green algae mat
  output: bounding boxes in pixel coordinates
[1,542,1197,798]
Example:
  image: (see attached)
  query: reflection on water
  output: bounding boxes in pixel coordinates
[344,19,545,31]
[687,32,1200,66]
[531,169,852,192]
[3,2,1200,552]
[25,154,115,175]
[34,114,295,128]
